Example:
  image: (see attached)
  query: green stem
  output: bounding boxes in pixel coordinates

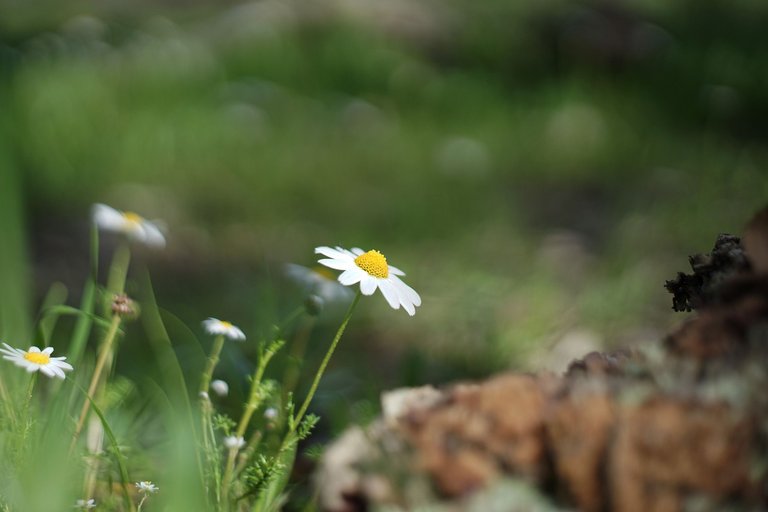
[199,335,225,396]
[234,429,263,477]
[71,314,122,449]
[282,316,317,399]
[220,446,240,511]
[234,364,268,441]
[203,399,222,507]
[278,306,305,332]
[220,332,285,503]
[250,295,360,510]
[21,373,37,442]
[293,292,360,427]
[104,243,131,315]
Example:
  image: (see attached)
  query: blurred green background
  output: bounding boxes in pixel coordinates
[1,0,768,430]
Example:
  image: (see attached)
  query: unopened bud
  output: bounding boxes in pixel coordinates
[304,294,324,316]
[211,379,229,397]
[111,294,138,318]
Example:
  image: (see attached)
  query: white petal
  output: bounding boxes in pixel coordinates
[338,268,364,286]
[388,265,406,276]
[360,276,378,296]
[390,278,418,316]
[391,276,421,307]
[28,346,41,353]
[378,279,401,310]
[228,326,246,341]
[54,360,74,371]
[203,318,221,334]
[335,246,359,258]
[317,258,352,271]
[26,364,39,373]
[351,248,365,256]
[42,347,54,355]
[140,221,166,249]
[92,204,126,232]
[49,365,65,379]
[315,247,354,261]
[0,344,21,357]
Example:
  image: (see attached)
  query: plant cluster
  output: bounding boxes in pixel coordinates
[0,204,420,511]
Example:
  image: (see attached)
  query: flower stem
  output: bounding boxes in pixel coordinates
[282,315,317,399]
[293,292,360,427]
[219,445,240,508]
[71,314,122,448]
[234,429,263,477]
[220,331,286,503]
[199,334,225,508]
[21,373,37,443]
[252,293,360,510]
[199,335,225,397]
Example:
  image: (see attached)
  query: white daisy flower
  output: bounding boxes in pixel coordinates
[135,481,159,494]
[0,343,73,379]
[315,246,422,316]
[74,498,96,509]
[223,435,246,450]
[285,263,354,305]
[92,203,166,249]
[211,379,229,397]
[202,318,246,341]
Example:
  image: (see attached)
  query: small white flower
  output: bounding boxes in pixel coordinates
[92,204,166,249]
[135,481,159,494]
[211,379,229,397]
[74,498,96,509]
[0,343,73,379]
[264,407,278,420]
[202,318,245,341]
[199,391,210,400]
[223,435,246,450]
[285,263,354,305]
[315,246,422,316]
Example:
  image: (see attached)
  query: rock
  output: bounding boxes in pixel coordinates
[317,205,768,512]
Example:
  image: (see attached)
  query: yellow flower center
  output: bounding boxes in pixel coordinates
[24,351,50,365]
[219,321,233,329]
[354,250,389,278]
[122,212,143,225]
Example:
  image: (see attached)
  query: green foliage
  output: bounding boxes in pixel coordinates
[296,414,320,442]
[213,413,236,436]
[0,202,361,510]
[242,455,284,499]
[1,1,768,509]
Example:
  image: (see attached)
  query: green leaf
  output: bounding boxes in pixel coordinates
[41,305,115,331]
[76,384,136,512]
[36,282,68,346]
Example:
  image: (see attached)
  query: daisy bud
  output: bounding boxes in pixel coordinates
[211,379,229,397]
[223,435,246,450]
[304,294,324,316]
[111,294,138,319]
